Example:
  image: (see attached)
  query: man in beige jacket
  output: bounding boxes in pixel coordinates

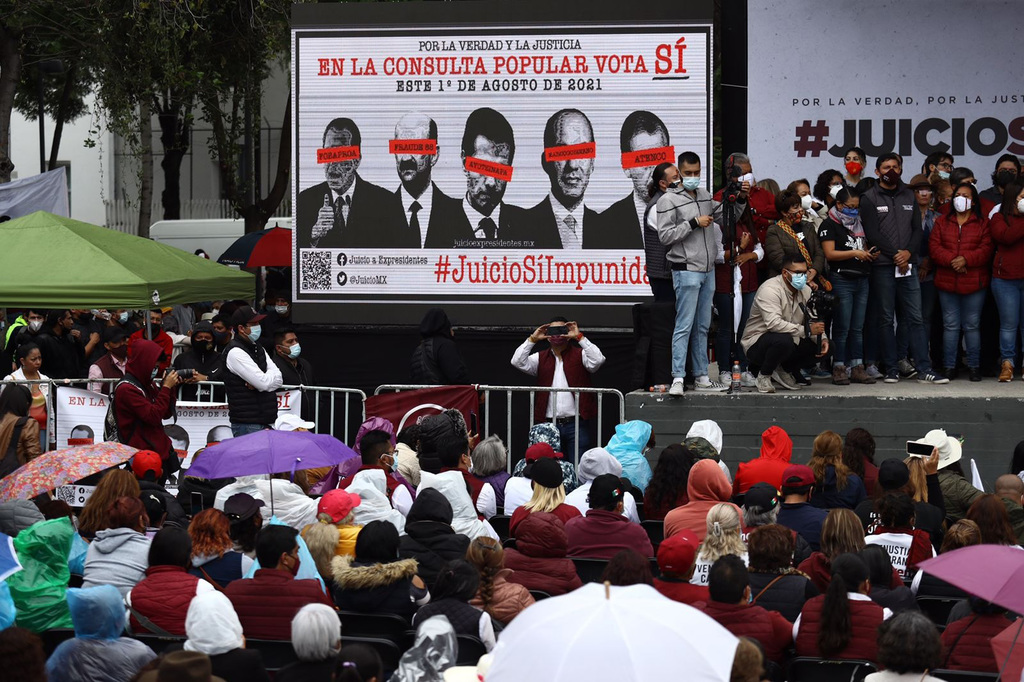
[741,254,829,393]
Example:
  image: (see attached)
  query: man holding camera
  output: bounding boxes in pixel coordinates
[741,255,829,394]
[511,317,606,459]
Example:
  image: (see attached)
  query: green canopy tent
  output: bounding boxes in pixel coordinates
[0,211,254,308]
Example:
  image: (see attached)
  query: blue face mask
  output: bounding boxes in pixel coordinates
[840,207,859,217]
[937,170,950,181]
[682,177,701,191]
[248,324,262,342]
[789,272,808,290]
[288,343,302,359]
[119,312,129,324]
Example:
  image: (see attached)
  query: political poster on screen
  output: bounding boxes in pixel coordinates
[54,386,302,458]
[747,0,1023,191]
[291,1,713,326]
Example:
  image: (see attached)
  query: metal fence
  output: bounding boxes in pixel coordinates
[102,199,292,235]
[373,383,625,468]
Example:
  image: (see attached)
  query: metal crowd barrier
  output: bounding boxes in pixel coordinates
[373,383,625,468]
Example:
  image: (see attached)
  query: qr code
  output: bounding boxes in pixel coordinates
[54,486,76,505]
[301,250,332,290]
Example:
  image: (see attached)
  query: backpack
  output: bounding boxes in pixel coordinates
[0,417,28,479]
[103,375,148,444]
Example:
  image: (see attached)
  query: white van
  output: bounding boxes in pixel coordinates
[150,217,292,262]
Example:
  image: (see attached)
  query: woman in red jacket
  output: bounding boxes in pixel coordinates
[930,182,993,381]
[989,181,1024,381]
[503,512,582,596]
[941,598,1015,672]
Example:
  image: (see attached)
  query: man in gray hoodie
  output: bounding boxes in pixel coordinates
[657,151,748,395]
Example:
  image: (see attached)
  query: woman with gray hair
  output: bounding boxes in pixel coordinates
[275,603,342,682]
[743,482,811,564]
[471,436,511,511]
[865,611,944,682]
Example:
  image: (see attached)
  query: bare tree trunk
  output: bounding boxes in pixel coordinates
[158,90,190,220]
[0,25,22,183]
[137,98,153,238]
[239,95,290,234]
[47,62,78,171]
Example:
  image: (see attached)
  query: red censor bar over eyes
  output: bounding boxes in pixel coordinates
[544,142,596,162]
[317,146,361,163]
[621,145,675,169]
[389,139,438,155]
[465,156,514,182]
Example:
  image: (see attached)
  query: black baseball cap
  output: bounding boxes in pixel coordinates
[877,458,911,491]
[744,482,780,513]
[524,457,563,489]
[587,474,624,509]
[229,305,265,329]
[224,493,265,522]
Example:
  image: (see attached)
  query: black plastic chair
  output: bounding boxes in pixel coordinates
[529,590,552,601]
[502,537,517,550]
[931,670,1000,682]
[245,638,300,672]
[572,557,610,583]
[39,628,76,657]
[786,657,877,682]
[489,515,512,541]
[338,611,414,649]
[641,519,664,549]
[456,634,488,666]
[342,636,404,673]
[132,634,187,655]
[634,501,645,522]
[917,596,964,631]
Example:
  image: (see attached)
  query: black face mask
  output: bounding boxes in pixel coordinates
[996,169,1017,186]
[193,340,213,354]
[213,331,229,344]
[77,312,93,324]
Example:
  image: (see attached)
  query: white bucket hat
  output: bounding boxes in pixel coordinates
[917,428,962,469]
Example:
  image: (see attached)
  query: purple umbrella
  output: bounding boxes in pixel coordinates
[185,429,358,480]
[915,545,1024,613]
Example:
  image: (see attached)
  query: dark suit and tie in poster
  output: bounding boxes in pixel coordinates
[291,2,713,326]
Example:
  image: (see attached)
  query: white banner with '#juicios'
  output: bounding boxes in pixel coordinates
[55,386,302,458]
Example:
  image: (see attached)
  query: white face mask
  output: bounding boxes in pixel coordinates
[1017,198,1024,214]
[28,320,43,332]
[274,305,289,315]
[953,196,972,213]
[829,184,843,199]
[800,194,814,210]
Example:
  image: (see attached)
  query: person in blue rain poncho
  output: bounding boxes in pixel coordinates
[605,420,655,492]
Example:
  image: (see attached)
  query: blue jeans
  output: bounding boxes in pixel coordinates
[992,278,1024,365]
[230,422,269,438]
[938,289,987,369]
[830,275,869,366]
[671,269,716,379]
[897,279,937,363]
[556,418,592,465]
[714,291,755,373]
[870,266,932,373]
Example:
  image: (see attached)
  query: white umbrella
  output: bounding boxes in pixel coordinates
[486,583,738,682]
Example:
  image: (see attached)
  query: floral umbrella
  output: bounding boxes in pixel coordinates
[0,442,137,502]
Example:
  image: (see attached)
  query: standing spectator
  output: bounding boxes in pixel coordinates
[843,428,880,496]
[128,310,174,375]
[211,313,232,353]
[941,598,1014,673]
[643,443,694,521]
[644,163,675,302]
[259,290,292,351]
[991,181,1024,381]
[764,190,827,283]
[861,153,947,385]
[410,308,469,385]
[712,202,762,388]
[864,492,935,579]
[653,529,708,605]
[82,496,151,597]
[981,153,1021,206]
[182,592,270,682]
[222,305,283,437]
[700,555,793,664]
[88,327,129,394]
[897,174,940,378]
[820,186,878,384]
[794,553,890,662]
[921,151,954,180]
[716,153,778,244]
[746,524,818,622]
[510,317,606,458]
[503,512,582,596]
[272,327,315,418]
[733,426,793,496]
[809,430,867,510]
[777,464,829,552]
[413,560,496,652]
[0,384,41,473]
[470,436,510,512]
[126,527,215,635]
[69,309,103,365]
[275,604,341,682]
[38,310,85,379]
[797,509,870,593]
[812,169,845,217]
[510,457,580,534]
[931,181,993,381]
[657,150,740,395]
[173,321,223,401]
[565,473,652,558]
[113,339,182,480]
[466,536,534,625]
[3,343,49,449]
[866,611,946,682]
[224,526,334,640]
[843,147,868,187]
[789,178,826,230]
[331,520,428,619]
[398,488,470,590]
[691,503,747,586]
[189,508,255,589]
[664,459,733,541]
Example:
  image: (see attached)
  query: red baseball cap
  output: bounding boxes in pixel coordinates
[131,450,163,479]
[658,529,700,574]
[524,442,564,462]
[317,489,361,523]
[781,464,815,490]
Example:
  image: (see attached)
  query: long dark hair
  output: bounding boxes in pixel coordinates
[0,384,31,417]
[644,444,694,513]
[842,428,875,478]
[1001,181,1024,220]
[818,553,869,658]
[813,169,843,205]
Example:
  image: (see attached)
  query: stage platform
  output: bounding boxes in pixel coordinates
[625,379,1024,487]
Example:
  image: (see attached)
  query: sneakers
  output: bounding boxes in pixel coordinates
[756,374,775,393]
[864,364,883,380]
[809,366,832,380]
[694,376,729,392]
[918,371,950,385]
[741,371,758,388]
[969,367,982,382]
[850,365,876,384]
[1000,360,1014,382]
[944,368,958,381]
[771,369,801,391]
[719,371,733,387]
[669,379,685,396]
[884,368,900,383]
[897,358,918,379]
[832,365,850,385]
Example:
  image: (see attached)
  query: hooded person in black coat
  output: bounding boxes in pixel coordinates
[398,489,471,589]
[410,308,469,385]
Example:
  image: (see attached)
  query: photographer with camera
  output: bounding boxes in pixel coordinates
[741,255,830,393]
[511,317,605,459]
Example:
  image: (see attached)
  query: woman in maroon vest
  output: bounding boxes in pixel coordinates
[794,553,889,662]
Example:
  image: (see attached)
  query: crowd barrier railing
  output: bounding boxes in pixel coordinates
[373,383,625,469]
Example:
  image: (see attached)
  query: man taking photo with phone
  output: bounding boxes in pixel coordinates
[511,317,605,460]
